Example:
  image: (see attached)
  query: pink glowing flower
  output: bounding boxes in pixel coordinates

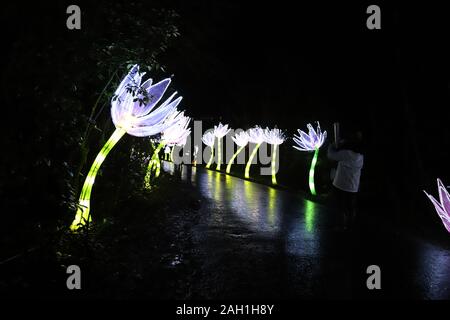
[424,179,450,233]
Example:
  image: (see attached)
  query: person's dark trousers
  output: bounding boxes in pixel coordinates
[333,185,358,230]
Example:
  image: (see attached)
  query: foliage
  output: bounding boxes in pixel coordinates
[0,1,180,249]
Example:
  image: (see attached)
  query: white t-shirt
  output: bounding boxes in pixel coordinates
[327,144,364,193]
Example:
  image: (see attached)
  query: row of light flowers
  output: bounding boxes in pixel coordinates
[200,122,327,194]
[72,64,449,236]
[200,123,450,234]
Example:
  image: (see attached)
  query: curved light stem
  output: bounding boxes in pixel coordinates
[206,144,214,169]
[271,144,278,185]
[309,148,319,196]
[170,146,175,162]
[155,152,162,178]
[216,138,222,170]
[70,127,127,231]
[226,145,245,174]
[144,142,165,189]
[245,142,262,179]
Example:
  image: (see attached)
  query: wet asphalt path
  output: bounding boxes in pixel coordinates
[163,162,450,299]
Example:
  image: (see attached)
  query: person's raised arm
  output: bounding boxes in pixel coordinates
[327,143,348,161]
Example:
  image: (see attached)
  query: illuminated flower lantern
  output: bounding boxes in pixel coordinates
[71,65,182,231]
[202,131,215,169]
[245,126,265,179]
[171,126,190,164]
[163,110,191,165]
[226,131,249,174]
[213,122,231,171]
[424,179,450,233]
[293,122,327,196]
[264,128,286,185]
[144,111,191,188]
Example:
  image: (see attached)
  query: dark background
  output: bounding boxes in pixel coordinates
[1,0,449,241]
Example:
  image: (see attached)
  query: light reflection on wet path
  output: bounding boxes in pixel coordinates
[163,162,450,299]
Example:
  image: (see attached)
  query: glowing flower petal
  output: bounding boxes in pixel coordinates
[424,179,450,233]
[293,122,327,152]
[111,65,181,137]
[248,126,265,144]
[161,111,191,146]
[213,122,231,138]
[264,128,286,145]
[131,78,172,117]
[232,131,250,147]
[202,131,215,147]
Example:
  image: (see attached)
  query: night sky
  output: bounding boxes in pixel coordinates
[164,1,449,129]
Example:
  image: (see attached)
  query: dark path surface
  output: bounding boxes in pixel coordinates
[163,162,450,299]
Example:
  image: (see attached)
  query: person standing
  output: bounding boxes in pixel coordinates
[327,131,364,230]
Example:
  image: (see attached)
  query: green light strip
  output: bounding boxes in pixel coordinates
[70,127,126,231]
[155,152,162,178]
[216,138,222,170]
[144,142,165,189]
[226,145,245,174]
[245,142,262,179]
[309,148,319,196]
[271,144,278,185]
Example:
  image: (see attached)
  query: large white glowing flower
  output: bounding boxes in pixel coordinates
[232,131,250,147]
[247,126,265,144]
[161,111,191,146]
[202,131,215,147]
[213,122,231,138]
[293,122,327,151]
[111,64,182,137]
[264,128,286,145]
[424,179,450,233]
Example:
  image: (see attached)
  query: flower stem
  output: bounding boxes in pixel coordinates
[309,148,319,196]
[154,143,165,177]
[206,144,214,169]
[70,127,126,231]
[216,138,222,170]
[271,144,278,185]
[144,142,165,189]
[245,142,262,179]
[226,145,245,174]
